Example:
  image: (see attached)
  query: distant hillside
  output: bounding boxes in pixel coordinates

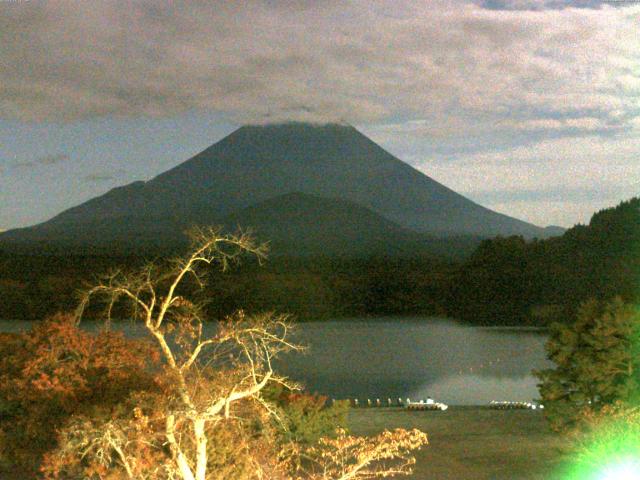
[223,192,481,258]
[542,225,566,237]
[0,122,555,254]
[449,197,640,325]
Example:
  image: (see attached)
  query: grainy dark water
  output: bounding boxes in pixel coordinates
[274,318,550,405]
[0,317,550,405]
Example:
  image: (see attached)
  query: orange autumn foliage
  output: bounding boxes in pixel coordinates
[0,313,159,478]
[2,230,429,480]
[299,428,429,480]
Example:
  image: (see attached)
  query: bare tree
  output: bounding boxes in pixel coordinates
[55,227,428,480]
[71,227,300,480]
[291,428,428,480]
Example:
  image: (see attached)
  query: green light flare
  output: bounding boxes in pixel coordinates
[564,454,640,480]
[562,413,640,480]
[565,305,640,480]
[597,458,640,480]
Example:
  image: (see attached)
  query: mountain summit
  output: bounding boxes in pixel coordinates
[1,123,552,253]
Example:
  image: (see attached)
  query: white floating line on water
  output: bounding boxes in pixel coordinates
[488,400,542,410]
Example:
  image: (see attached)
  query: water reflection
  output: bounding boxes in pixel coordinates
[274,318,551,405]
[0,317,550,405]
[410,374,541,406]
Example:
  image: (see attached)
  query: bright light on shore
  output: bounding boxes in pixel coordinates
[597,458,640,480]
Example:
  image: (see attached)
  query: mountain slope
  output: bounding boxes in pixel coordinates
[1,122,552,252]
[222,192,481,257]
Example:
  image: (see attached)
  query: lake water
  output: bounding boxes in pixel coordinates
[0,317,550,405]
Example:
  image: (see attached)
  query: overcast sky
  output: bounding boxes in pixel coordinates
[1,0,639,230]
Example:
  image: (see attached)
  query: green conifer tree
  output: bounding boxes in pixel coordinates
[535,297,640,431]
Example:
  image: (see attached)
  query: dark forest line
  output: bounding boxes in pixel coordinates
[1,197,637,326]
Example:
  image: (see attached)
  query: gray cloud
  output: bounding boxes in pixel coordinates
[83,174,115,182]
[11,153,69,169]
[0,0,638,142]
[83,169,126,183]
[409,131,640,226]
[475,0,610,10]
[468,185,622,203]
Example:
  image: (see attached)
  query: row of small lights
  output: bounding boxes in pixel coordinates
[339,398,543,410]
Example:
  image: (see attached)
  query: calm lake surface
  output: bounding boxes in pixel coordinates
[0,317,550,405]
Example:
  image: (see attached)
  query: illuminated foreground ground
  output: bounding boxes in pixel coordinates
[348,406,569,480]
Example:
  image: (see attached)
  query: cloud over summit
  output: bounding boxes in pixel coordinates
[1,0,638,229]
[1,0,638,139]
